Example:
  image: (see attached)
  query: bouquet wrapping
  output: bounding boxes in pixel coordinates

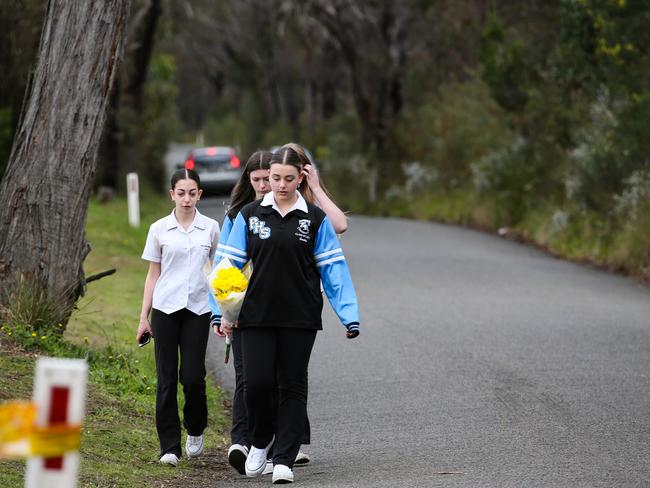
[208,257,252,324]
[208,258,251,363]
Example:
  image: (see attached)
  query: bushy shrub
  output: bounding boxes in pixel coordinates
[396,78,514,191]
[565,89,650,212]
[613,169,650,223]
[0,273,76,337]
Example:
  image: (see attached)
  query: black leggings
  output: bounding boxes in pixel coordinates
[151,308,210,457]
[230,329,311,448]
[240,327,317,468]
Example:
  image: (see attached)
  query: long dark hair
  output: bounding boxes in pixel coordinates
[227,150,272,219]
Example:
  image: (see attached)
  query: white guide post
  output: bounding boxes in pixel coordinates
[25,358,88,488]
[126,172,140,228]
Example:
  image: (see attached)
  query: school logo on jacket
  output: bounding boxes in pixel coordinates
[297,219,311,235]
[249,216,271,239]
[295,219,311,242]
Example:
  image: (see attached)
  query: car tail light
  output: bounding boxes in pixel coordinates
[206,147,218,156]
[184,158,195,170]
[230,154,240,168]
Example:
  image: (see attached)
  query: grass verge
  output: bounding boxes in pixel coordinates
[0,193,231,487]
[363,186,650,282]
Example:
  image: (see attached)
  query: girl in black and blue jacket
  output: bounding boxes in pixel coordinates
[212,146,349,477]
[217,146,360,483]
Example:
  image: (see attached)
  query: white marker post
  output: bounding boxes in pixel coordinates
[25,358,88,488]
[126,172,140,228]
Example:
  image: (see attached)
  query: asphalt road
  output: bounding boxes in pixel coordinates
[199,197,650,488]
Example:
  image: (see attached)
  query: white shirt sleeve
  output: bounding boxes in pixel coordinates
[209,221,220,262]
[141,223,162,263]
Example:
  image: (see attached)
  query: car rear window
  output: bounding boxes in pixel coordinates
[194,155,231,170]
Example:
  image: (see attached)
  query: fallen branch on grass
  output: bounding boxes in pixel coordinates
[85,269,116,284]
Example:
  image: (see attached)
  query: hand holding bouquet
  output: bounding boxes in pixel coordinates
[208,258,251,363]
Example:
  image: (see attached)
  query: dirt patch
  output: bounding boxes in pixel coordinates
[157,452,236,487]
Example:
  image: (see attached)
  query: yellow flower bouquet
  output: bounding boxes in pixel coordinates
[208,258,252,363]
[208,257,252,324]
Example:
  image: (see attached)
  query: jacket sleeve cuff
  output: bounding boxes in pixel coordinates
[345,322,359,332]
[210,315,222,327]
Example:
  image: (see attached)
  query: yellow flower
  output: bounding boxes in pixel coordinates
[211,267,249,300]
[40,336,46,340]
[31,332,37,337]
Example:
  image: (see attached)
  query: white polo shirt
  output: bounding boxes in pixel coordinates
[142,209,220,315]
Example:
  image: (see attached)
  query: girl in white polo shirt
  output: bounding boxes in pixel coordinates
[137,168,220,466]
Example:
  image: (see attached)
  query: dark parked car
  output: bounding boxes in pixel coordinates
[182,146,241,194]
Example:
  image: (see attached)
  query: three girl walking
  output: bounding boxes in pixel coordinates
[137,143,360,484]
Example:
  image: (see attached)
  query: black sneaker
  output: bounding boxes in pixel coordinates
[227,444,249,475]
[294,451,310,465]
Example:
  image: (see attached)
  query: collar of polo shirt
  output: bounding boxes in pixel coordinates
[165,209,207,231]
[261,191,307,216]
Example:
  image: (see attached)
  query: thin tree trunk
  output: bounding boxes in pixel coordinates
[0,0,132,323]
[126,0,162,112]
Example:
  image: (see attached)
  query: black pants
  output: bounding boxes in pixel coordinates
[240,327,317,468]
[230,329,311,449]
[151,308,210,457]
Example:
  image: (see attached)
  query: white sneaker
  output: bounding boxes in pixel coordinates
[262,459,274,475]
[227,444,249,475]
[245,436,274,477]
[294,451,310,465]
[185,434,204,458]
[159,453,179,466]
[272,464,294,484]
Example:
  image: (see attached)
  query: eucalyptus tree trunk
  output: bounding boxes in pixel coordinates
[0,0,132,325]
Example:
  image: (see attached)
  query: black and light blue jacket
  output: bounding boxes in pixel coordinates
[214,191,359,333]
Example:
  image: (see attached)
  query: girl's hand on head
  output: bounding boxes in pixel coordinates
[302,164,321,191]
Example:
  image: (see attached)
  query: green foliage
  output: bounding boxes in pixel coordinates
[138,53,181,191]
[471,136,531,223]
[396,79,513,190]
[0,193,230,486]
[260,121,295,150]
[204,108,247,152]
[0,274,76,337]
[479,15,531,113]
[611,196,650,275]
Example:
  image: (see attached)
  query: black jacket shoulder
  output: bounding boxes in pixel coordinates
[239,199,264,219]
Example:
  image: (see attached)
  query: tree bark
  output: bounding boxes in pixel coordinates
[0,0,132,323]
[302,0,410,187]
[125,0,162,112]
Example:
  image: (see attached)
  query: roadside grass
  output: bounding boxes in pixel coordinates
[0,192,231,487]
[0,342,35,487]
[372,186,650,281]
